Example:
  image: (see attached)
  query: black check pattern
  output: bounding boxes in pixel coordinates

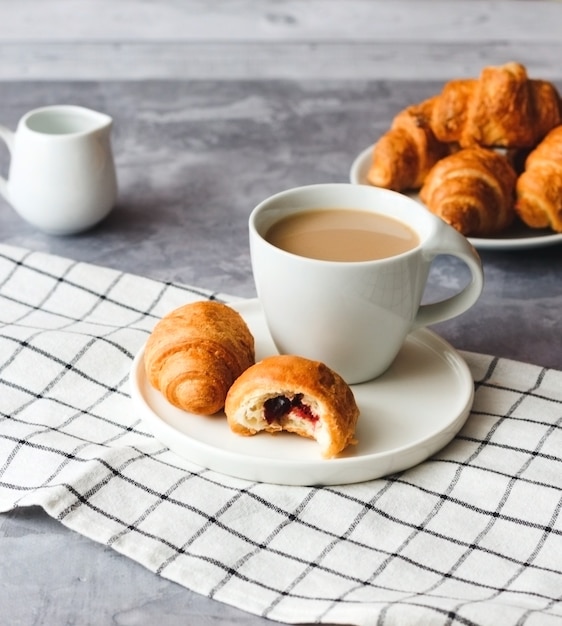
[1,243,561,626]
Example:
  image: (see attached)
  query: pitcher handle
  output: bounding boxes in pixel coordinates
[0,124,14,200]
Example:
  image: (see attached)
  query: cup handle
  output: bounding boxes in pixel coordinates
[413,221,484,329]
[0,124,14,200]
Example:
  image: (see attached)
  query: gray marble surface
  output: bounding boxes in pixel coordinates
[1,79,561,369]
[1,2,562,623]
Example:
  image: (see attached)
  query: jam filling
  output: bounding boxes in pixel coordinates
[263,393,318,424]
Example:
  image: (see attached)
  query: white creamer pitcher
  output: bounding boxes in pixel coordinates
[0,105,118,235]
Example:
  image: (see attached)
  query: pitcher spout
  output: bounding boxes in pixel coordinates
[63,105,113,136]
[90,109,113,132]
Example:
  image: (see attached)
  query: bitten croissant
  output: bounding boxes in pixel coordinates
[144,301,255,415]
[224,355,359,458]
[431,62,561,149]
[419,146,517,236]
[367,96,450,191]
[515,125,562,232]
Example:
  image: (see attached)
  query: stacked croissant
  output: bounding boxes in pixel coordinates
[143,301,359,458]
[367,62,562,236]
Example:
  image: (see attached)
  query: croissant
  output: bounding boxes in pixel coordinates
[367,96,450,191]
[430,78,475,144]
[224,355,359,458]
[515,125,562,232]
[431,62,561,149]
[144,301,255,415]
[419,146,517,236]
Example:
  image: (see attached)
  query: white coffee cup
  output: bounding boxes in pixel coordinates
[0,105,118,235]
[249,183,484,384]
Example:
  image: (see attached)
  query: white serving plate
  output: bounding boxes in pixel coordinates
[350,144,562,251]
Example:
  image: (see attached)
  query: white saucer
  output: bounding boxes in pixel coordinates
[350,144,562,251]
[130,300,474,485]
[130,299,474,486]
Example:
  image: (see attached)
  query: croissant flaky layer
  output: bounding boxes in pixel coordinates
[515,125,562,232]
[420,147,517,237]
[367,97,450,191]
[431,63,561,149]
[144,301,255,415]
[224,355,359,458]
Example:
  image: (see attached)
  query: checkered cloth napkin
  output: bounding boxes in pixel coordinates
[1,242,561,626]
